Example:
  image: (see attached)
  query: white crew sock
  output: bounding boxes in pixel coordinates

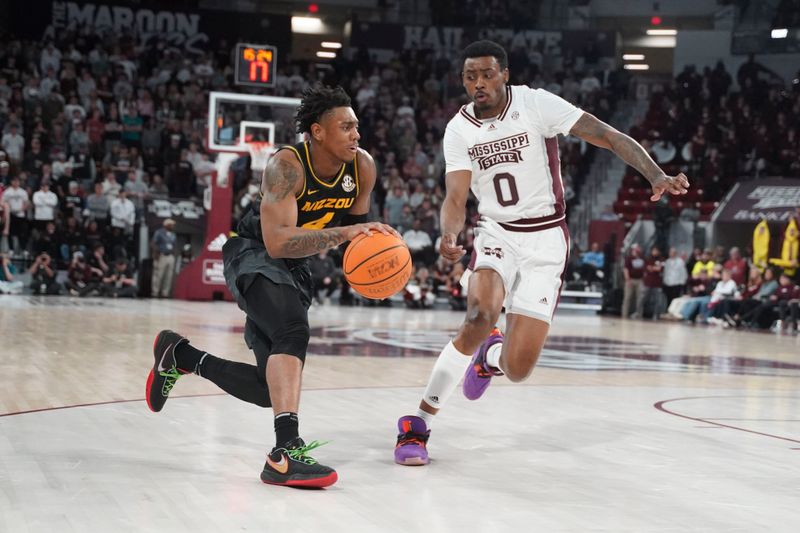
[415,408,434,426]
[485,343,503,369]
[420,341,472,418]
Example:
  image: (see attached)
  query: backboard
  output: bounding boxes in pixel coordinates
[207,91,303,183]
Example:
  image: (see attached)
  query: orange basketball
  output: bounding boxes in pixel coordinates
[343,232,413,300]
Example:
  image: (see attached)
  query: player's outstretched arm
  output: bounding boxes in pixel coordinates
[439,170,471,262]
[260,151,393,259]
[569,112,690,201]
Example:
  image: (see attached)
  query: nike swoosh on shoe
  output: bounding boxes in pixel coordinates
[157,344,173,372]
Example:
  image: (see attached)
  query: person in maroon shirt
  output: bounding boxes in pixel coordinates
[776,276,800,333]
[622,244,646,318]
[716,266,761,323]
[638,246,665,319]
[723,246,748,286]
[748,272,798,330]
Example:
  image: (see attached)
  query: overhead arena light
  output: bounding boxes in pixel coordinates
[624,64,650,71]
[771,28,788,39]
[292,16,324,34]
[622,54,645,61]
[316,51,336,59]
[646,28,677,36]
[321,41,342,49]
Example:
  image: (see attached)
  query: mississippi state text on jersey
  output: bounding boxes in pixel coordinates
[443,85,583,227]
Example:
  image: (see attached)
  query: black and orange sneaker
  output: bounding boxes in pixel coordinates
[260,438,338,488]
[146,330,190,413]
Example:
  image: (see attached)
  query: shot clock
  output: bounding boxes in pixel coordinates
[234,43,277,88]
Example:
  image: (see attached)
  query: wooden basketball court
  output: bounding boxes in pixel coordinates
[1,297,799,532]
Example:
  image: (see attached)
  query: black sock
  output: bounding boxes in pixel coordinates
[193,353,272,408]
[274,412,299,448]
[174,342,204,373]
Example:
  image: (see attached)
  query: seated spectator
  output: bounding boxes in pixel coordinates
[102,258,138,298]
[579,241,605,284]
[28,251,61,295]
[0,251,23,294]
[404,266,435,309]
[732,267,779,327]
[403,219,435,268]
[88,242,110,279]
[65,251,102,296]
[678,269,715,322]
[776,275,800,333]
[742,271,794,330]
[716,266,762,326]
[308,249,340,304]
[691,249,715,277]
[701,269,741,324]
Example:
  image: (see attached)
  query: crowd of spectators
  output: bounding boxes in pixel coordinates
[613,240,800,334]
[0,22,621,303]
[631,57,799,196]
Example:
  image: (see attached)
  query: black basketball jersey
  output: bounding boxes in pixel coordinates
[236,141,360,242]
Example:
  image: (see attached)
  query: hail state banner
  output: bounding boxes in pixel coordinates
[11,0,291,55]
[349,22,615,59]
[713,178,800,223]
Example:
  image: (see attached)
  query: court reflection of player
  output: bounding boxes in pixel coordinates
[394,40,690,466]
[145,85,397,488]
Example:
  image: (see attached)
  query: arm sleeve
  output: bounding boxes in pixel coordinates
[527,88,584,137]
[443,124,472,174]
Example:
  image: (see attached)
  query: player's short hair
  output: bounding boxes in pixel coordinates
[461,40,508,70]
[294,85,352,134]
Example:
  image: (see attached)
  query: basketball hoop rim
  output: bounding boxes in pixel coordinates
[247,141,275,172]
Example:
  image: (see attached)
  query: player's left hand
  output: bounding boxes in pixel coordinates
[650,173,690,202]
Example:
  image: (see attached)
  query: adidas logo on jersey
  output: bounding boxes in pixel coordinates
[487,123,496,130]
[539,297,548,305]
[428,395,439,403]
[207,233,228,252]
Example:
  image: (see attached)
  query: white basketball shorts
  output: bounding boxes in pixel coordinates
[462,216,570,324]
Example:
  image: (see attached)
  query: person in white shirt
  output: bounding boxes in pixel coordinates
[662,247,688,305]
[40,43,62,74]
[32,181,58,230]
[110,190,136,234]
[394,40,690,466]
[1,176,30,253]
[1,124,25,163]
[402,219,434,267]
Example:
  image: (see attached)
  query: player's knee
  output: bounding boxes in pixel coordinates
[504,360,534,382]
[271,320,310,362]
[503,348,541,382]
[463,305,498,333]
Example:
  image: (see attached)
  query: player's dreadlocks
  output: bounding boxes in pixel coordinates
[461,40,508,70]
[294,85,352,134]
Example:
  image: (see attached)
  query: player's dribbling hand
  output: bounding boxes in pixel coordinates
[347,222,401,239]
[650,172,690,201]
[440,233,465,262]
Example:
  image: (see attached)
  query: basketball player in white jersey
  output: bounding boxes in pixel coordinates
[394,40,689,465]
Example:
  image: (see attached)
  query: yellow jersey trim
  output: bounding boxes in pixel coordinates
[304,141,345,189]
[353,151,360,198]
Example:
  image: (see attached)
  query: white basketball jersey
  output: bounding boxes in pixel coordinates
[443,85,583,222]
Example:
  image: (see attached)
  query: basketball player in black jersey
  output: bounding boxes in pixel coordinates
[145,86,396,488]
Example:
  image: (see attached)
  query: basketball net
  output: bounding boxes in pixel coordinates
[247,141,274,173]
